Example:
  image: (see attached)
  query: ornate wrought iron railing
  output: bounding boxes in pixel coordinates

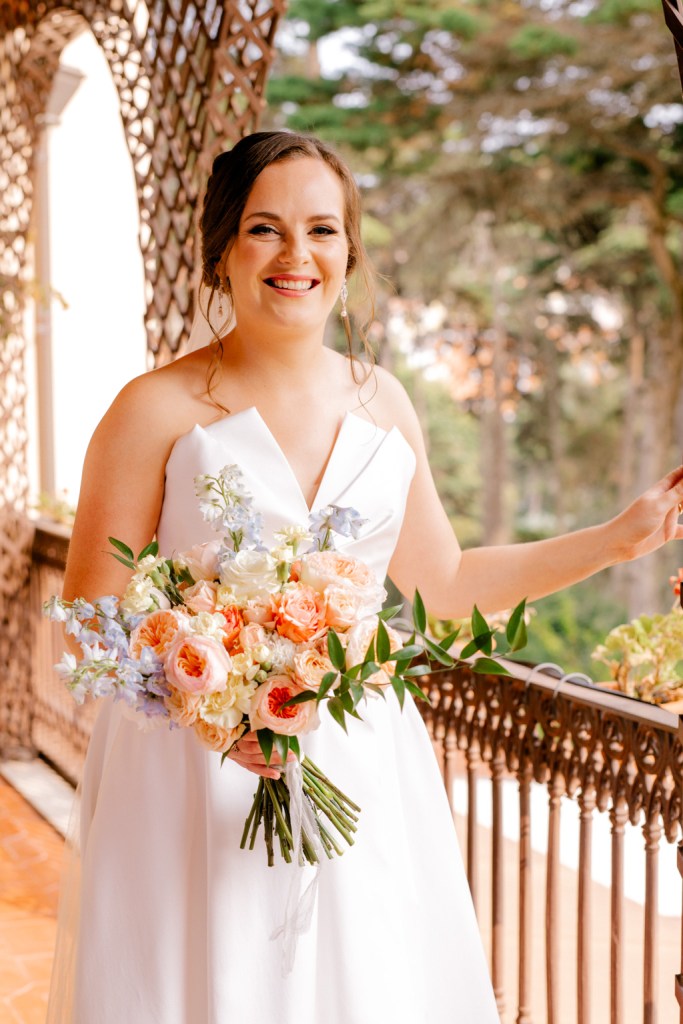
[418,659,682,1024]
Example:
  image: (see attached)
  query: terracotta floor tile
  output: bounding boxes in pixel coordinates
[0,776,62,1023]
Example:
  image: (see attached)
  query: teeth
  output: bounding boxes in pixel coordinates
[269,279,314,291]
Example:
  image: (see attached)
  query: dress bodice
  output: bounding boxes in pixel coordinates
[157,407,417,582]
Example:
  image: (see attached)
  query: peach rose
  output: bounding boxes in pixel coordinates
[164,633,231,694]
[345,615,403,687]
[219,604,244,653]
[242,596,274,625]
[194,717,246,753]
[129,609,188,660]
[273,585,326,643]
[323,584,375,631]
[293,647,335,692]
[300,551,378,595]
[178,540,222,582]
[164,686,203,727]
[183,580,219,614]
[240,622,267,649]
[249,674,319,736]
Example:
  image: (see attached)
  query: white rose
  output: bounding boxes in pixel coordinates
[219,550,279,599]
[345,614,403,687]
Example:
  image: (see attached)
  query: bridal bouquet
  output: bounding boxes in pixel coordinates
[45,465,527,866]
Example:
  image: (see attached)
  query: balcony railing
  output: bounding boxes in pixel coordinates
[28,521,683,1023]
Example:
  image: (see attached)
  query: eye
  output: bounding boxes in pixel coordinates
[311,226,337,236]
[248,224,279,236]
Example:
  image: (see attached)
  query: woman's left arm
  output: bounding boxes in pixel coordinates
[386,382,683,619]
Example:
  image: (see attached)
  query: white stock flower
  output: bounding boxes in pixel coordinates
[198,675,258,731]
[273,524,312,548]
[187,611,227,643]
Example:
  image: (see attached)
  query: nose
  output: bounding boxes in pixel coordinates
[278,229,310,266]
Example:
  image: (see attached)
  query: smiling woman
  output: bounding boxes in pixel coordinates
[49,131,683,1024]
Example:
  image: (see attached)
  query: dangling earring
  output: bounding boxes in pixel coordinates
[340,280,349,319]
[218,287,224,318]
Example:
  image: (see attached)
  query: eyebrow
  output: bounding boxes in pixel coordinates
[244,211,342,224]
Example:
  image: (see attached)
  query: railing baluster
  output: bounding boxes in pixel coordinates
[492,749,506,1017]
[643,814,662,1024]
[518,765,533,1024]
[444,724,458,823]
[610,794,629,1024]
[467,736,481,915]
[546,770,564,1024]
[578,779,596,1024]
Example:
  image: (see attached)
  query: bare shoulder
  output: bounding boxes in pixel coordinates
[90,347,215,461]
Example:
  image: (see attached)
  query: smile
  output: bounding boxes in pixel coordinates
[264,277,319,293]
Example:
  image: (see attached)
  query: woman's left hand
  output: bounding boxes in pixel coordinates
[607,465,683,563]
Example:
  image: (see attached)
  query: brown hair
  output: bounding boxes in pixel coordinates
[198,131,376,403]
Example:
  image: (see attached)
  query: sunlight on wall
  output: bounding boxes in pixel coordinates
[35,28,146,507]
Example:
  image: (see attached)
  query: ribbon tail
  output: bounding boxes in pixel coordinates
[270,758,324,976]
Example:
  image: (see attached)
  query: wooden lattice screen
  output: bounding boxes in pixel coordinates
[0,0,286,755]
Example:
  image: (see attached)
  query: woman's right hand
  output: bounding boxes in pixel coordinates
[227,731,295,779]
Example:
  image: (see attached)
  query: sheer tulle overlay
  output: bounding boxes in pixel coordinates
[48,408,500,1024]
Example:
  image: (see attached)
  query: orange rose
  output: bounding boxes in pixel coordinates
[273,585,325,643]
[249,674,319,736]
[220,605,244,653]
[129,609,187,660]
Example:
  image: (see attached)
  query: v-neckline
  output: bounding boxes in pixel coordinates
[202,406,365,515]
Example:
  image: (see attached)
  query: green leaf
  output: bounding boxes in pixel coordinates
[339,690,354,713]
[405,680,430,703]
[360,661,380,680]
[327,629,346,671]
[390,674,406,709]
[257,728,274,766]
[471,605,490,640]
[472,657,512,676]
[289,735,301,760]
[459,630,494,659]
[412,590,427,633]
[438,628,461,651]
[363,683,387,699]
[281,691,317,707]
[402,665,429,678]
[273,733,290,765]
[110,552,136,570]
[378,603,403,621]
[376,618,391,663]
[363,635,376,663]
[506,599,528,652]
[423,637,456,667]
[137,540,159,560]
[317,671,338,702]
[386,643,423,661]
[327,696,348,732]
[108,537,135,562]
[350,683,365,707]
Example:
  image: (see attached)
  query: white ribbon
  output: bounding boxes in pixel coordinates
[270,758,324,976]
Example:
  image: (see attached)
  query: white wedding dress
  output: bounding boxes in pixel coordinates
[52,407,500,1024]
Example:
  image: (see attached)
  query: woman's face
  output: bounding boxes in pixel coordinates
[224,156,350,334]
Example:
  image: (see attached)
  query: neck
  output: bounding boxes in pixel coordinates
[225,317,329,384]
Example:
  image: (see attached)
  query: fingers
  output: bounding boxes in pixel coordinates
[655,464,683,495]
[228,731,291,779]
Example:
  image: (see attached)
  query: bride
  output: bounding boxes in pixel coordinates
[52,131,683,1023]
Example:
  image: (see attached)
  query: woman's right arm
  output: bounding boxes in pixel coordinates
[62,374,177,604]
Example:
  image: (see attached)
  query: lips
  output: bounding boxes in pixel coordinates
[264,276,320,293]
